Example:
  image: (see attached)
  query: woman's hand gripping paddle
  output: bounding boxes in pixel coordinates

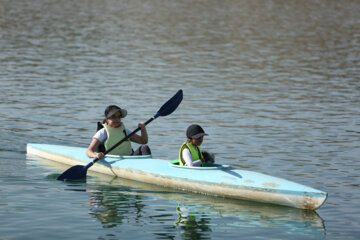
[57,89,183,181]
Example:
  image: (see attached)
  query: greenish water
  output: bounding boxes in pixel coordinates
[1,0,359,239]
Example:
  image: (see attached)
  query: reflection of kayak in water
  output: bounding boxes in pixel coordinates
[28,153,326,235]
[95,173,325,230]
[26,143,327,210]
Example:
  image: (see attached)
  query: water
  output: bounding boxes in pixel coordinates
[0,0,359,239]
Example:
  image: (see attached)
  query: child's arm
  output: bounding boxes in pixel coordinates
[182,148,202,167]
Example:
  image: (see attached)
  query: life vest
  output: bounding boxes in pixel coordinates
[103,123,132,156]
[179,142,204,166]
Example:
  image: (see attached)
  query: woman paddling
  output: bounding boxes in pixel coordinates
[86,105,151,160]
[179,124,214,167]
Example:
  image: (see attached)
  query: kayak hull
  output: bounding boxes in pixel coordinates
[26,143,327,210]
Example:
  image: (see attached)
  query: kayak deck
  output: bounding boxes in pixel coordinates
[26,143,327,210]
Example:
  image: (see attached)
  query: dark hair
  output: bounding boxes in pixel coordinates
[186,124,208,139]
[102,105,127,123]
[104,105,120,117]
[103,105,119,123]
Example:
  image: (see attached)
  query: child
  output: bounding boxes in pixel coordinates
[86,105,151,160]
[179,124,214,167]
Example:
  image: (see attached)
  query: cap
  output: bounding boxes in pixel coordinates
[105,105,127,118]
[186,124,208,139]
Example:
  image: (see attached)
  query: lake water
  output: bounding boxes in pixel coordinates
[1,0,359,239]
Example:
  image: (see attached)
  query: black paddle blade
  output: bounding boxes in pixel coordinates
[154,89,183,118]
[57,163,91,181]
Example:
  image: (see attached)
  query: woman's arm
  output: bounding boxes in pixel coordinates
[86,138,105,159]
[130,122,148,144]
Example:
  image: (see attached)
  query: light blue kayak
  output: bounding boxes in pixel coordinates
[26,143,327,210]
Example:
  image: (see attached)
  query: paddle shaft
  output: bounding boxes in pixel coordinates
[93,117,154,164]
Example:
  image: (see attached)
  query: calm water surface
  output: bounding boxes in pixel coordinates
[1,0,359,239]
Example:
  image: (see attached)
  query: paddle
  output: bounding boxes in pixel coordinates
[57,89,183,181]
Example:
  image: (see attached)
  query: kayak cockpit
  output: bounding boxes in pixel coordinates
[169,159,231,170]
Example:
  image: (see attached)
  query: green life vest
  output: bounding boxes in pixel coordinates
[103,123,133,156]
[179,142,204,166]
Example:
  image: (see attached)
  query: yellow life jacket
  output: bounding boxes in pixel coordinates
[103,123,132,156]
[179,142,204,166]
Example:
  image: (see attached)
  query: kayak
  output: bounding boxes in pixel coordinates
[26,143,327,210]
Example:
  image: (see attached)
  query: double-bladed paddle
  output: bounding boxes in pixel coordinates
[57,89,183,181]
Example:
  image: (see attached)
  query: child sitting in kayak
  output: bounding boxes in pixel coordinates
[179,124,214,167]
[86,105,151,160]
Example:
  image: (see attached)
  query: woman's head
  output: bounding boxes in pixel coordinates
[104,105,127,127]
[104,105,127,119]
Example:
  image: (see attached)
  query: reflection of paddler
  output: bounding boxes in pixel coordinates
[174,206,196,226]
[174,205,213,239]
[87,188,145,227]
[88,190,125,227]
